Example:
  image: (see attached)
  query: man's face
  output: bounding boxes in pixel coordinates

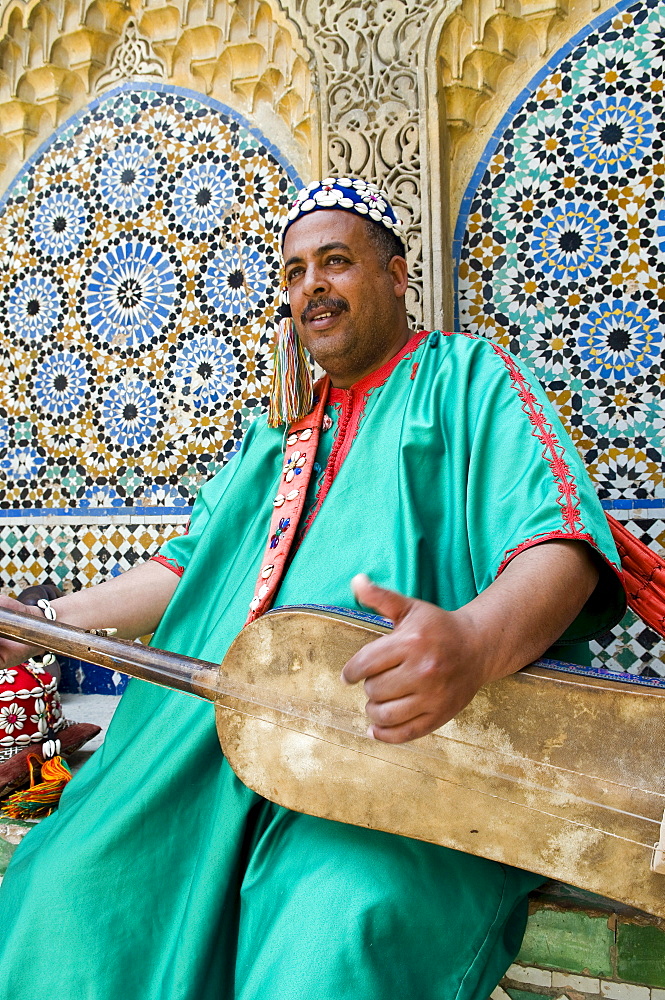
[282,210,408,387]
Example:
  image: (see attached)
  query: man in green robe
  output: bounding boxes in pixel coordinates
[0,178,624,999]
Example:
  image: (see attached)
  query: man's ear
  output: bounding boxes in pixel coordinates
[388,255,408,299]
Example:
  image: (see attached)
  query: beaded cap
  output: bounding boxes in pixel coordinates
[282,177,406,256]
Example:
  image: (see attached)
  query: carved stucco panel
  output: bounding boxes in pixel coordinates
[0,0,315,186]
[284,0,455,328]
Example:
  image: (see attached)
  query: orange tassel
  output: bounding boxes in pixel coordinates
[4,753,72,819]
[267,317,314,428]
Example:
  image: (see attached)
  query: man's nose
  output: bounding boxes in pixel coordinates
[302,264,329,297]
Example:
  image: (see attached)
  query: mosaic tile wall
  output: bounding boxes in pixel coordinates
[1,23,665,692]
[0,83,297,510]
[455,0,665,679]
[0,521,184,593]
[0,83,298,691]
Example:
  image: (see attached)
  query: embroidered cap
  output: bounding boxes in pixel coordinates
[270,177,406,430]
[282,177,406,257]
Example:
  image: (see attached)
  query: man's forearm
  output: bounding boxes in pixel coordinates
[0,559,180,669]
[460,539,600,684]
[45,559,180,639]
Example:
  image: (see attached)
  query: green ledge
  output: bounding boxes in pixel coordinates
[617,921,665,988]
[514,889,665,989]
[516,905,614,977]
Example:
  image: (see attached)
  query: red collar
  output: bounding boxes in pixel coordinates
[328,330,428,402]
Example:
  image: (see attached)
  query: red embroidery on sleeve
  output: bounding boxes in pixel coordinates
[437,333,625,585]
[443,332,584,537]
[496,531,624,595]
[496,532,596,576]
[150,554,184,578]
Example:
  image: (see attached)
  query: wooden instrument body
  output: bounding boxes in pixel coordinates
[0,602,662,917]
[210,608,665,919]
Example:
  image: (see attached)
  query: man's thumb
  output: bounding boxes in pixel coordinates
[351,573,413,625]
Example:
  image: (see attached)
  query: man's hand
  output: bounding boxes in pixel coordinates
[0,595,45,670]
[343,540,601,744]
[342,575,489,743]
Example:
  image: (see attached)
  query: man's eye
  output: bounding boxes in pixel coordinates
[286,268,303,283]
[327,255,347,265]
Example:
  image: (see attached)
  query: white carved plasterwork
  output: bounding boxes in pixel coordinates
[281,0,621,328]
[285,0,452,328]
[96,17,166,93]
[0,0,315,189]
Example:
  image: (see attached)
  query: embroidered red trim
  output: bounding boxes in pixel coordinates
[244,379,330,625]
[150,554,185,578]
[496,531,625,608]
[496,532,596,577]
[442,332,584,537]
[329,330,429,399]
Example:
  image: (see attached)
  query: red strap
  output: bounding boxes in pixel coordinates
[244,377,330,625]
[607,513,665,638]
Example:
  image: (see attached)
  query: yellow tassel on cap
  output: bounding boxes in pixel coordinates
[267,317,314,428]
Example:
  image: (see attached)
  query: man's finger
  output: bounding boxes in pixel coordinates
[365,693,422,728]
[367,713,431,744]
[342,632,414,684]
[351,574,414,625]
[363,667,417,702]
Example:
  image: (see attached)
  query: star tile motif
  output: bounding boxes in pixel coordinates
[0,84,298,510]
[457,0,665,678]
[457,0,665,505]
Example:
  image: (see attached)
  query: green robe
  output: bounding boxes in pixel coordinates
[0,331,624,1000]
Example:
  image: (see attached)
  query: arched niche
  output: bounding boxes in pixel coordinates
[0,0,315,195]
[453,0,665,674]
[0,83,300,512]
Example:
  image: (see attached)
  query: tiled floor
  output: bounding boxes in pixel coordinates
[61,693,122,762]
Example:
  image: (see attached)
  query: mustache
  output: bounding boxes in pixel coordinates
[301,296,349,324]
